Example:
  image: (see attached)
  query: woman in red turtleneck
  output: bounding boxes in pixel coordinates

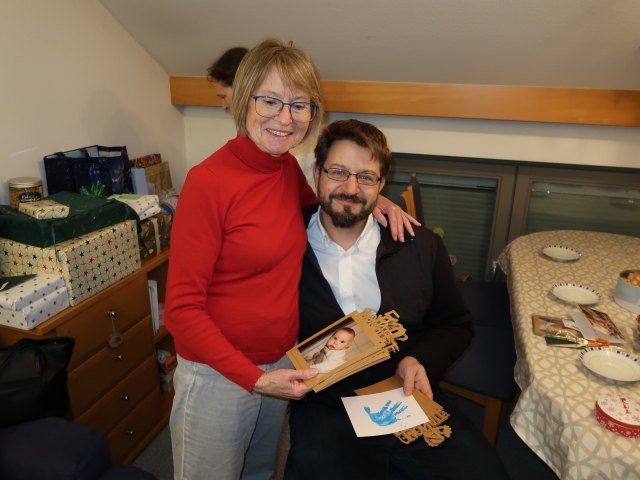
[166,38,415,480]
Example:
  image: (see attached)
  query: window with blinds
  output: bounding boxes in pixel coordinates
[385,154,640,283]
[383,154,516,281]
[525,183,640,236]
[508,165,640,243]
[383,171,498,282]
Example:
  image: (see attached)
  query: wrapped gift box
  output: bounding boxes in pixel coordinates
[139,211,172,261]
[145,162,172,192]
[130,153,162,168]
[110,194,161,221]
[0,192,139,248]
[131,162,173,195]
[158,188,179,219]
[18,200,70,220]
[0,285,69,330]
[0,220,141,306]
[0,273,65,310]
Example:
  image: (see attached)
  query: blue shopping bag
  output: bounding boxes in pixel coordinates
[44,145,133,197]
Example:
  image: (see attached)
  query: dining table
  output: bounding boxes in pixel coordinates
[497,230,640,480]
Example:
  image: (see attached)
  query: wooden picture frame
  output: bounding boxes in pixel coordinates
[287,311,386,392]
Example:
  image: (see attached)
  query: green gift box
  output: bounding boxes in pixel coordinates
[0,192,139,248]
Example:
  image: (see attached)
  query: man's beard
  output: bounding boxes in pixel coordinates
[320,193,374,228]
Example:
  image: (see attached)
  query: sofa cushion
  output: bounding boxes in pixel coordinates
[0,416,110,480]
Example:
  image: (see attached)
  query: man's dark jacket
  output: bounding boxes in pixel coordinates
[297,204,474,406]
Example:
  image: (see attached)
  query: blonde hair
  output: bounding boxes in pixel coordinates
[231,38,324,144]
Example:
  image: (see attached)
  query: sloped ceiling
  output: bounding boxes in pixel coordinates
[98,0,640,90]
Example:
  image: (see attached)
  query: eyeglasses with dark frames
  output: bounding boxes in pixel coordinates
[252,96,318,122]
[322,167,381,186]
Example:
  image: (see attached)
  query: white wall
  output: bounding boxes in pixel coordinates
[182,107,640,173]
[0,0,187,205]
[182,107,238,171]
[4,0,636,209]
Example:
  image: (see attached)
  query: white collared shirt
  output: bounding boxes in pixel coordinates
[307,209,381,315]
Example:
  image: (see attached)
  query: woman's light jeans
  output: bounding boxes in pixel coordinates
[170,354,291,480]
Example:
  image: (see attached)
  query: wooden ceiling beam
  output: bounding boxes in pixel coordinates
[170,76,640,127]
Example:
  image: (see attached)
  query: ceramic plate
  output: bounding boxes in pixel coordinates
[550,283,600,305]
[541,245,582,262]
[580,347,640,382]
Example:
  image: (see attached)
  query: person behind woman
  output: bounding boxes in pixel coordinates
[206,46,248,111]
[166,38,415,480]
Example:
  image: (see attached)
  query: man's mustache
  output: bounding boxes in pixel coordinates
[329,193,366,206]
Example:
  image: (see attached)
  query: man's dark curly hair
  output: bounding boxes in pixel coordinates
[206,47,248,86]
[314,119,392,178]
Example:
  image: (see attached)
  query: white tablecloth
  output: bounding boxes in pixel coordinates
[498,230,640,480]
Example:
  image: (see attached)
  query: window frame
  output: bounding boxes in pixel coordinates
[391,154,640,280]
[508,164,640,243]
[391,153,517,279]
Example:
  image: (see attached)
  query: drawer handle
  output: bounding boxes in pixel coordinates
[114,354,124,360]
[125,430,135,437]
[120,395,129,401]
[107,311,124,349]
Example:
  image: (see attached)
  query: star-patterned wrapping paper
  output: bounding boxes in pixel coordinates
[0,285,69,330]
[18,199,70,219]
[0,273,65,310]
[498,230,640,480]
[0,220,141,306]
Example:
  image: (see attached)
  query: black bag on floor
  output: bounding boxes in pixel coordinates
[0,337,75,427]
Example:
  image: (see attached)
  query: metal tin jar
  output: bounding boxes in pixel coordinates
[595,393,640,438]
[614,270,640,314]
[8,177,43,209]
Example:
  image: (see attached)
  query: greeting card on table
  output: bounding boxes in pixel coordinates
[570,305,625,344]
[531,314,587,348]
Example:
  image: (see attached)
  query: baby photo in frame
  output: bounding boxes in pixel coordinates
[287,311,384,391]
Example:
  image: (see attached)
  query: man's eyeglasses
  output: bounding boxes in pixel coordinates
[253,96,318,122]
[323,167,381,186]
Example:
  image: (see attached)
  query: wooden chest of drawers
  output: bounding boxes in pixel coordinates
[0,250,172,464]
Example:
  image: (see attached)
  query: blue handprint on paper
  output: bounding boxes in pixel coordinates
[364,400,410,426]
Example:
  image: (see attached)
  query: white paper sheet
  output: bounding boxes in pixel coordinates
[341,387,429,437]
[148,279,159,334]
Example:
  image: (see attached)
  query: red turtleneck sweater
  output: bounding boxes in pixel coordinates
[165,134,317,391]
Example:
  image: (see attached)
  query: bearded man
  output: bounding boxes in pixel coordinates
[285,119,509,480]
